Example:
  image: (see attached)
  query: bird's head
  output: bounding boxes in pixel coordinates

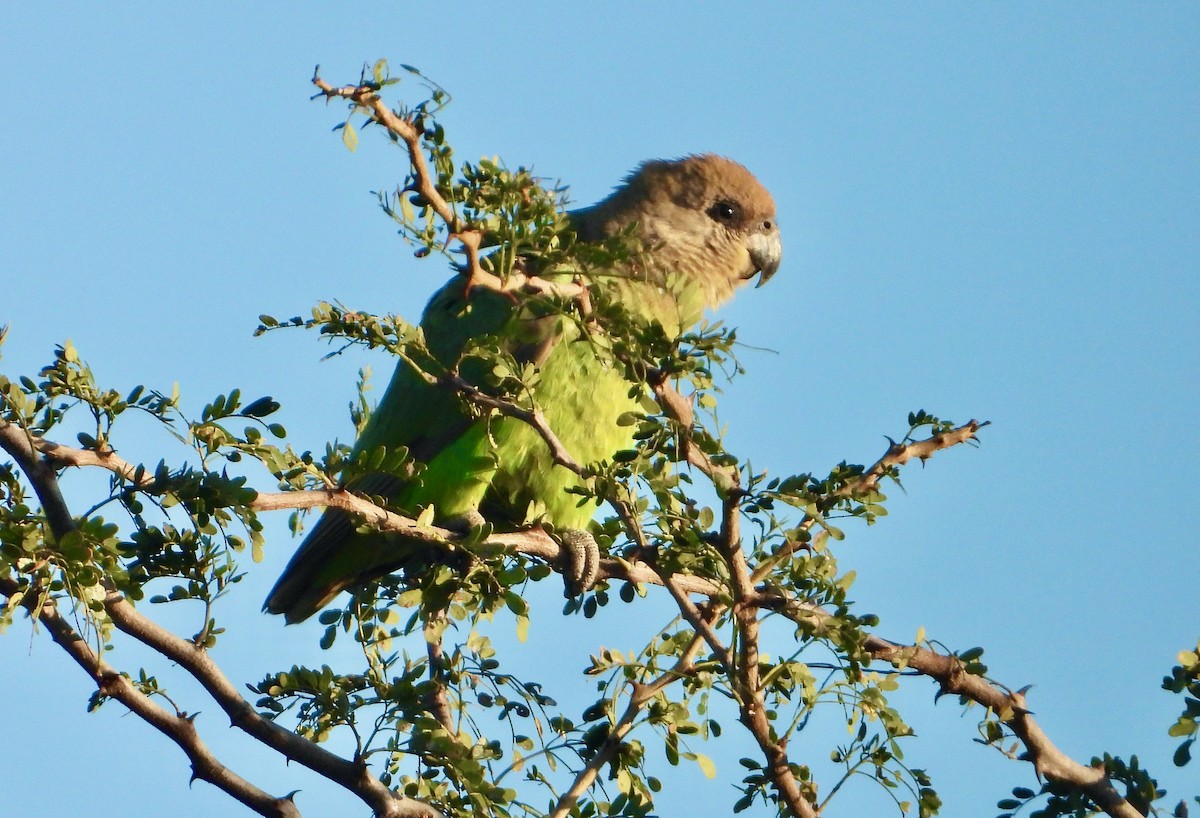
[578,154,782,309]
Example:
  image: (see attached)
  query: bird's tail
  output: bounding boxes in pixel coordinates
[263,509,359,623]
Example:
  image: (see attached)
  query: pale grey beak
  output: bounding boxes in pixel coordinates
[747,226,782,287]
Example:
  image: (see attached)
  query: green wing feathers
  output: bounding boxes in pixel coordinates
[264,280,636,622]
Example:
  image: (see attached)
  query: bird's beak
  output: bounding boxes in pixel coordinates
[746,227,782,287]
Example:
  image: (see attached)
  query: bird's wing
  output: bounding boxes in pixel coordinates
[263,276,569,621]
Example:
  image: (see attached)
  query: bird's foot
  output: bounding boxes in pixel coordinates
[443,510,487,534]
[558,529,600,597]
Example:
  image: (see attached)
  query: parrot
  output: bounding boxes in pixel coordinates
[265,154,781,623]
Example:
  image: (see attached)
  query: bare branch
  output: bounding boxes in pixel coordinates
[832,419,990,501]
[0,575,301,817]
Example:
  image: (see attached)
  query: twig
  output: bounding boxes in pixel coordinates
[547,630,710,818]
[440,372,589,478]
[750,419,989,583]
[647,371,740,492]
[311,71,581,301]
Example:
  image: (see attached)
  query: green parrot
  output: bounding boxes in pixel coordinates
[265,155,781,623]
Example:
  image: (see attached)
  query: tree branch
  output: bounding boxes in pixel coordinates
[0,575,301,817]
[0,420,77,539]
[105,589,442,817]
[646,372,741,493]
[4,397,1136,817]
[13,423,720,596]
[832,419,990,501]
[548,630,710,818]
[423,613,456,735]
[0,419,443,818]
[311,70,581,301]
[761,592,1144,818]
[750,419,990,584]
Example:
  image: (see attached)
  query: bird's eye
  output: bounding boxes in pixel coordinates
[708,200,740,224]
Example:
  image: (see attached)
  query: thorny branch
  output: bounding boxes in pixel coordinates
[0,574,300,818]
[0,420,442,818]
[770,594,1146,818]
[2,390,1139,817]
[750,419,991,584]
[646,371,817,817]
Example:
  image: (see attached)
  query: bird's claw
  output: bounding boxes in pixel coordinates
[444,510,487,534]
[558,529,600,597]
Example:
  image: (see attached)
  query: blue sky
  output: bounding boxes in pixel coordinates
[1,4,1197,816]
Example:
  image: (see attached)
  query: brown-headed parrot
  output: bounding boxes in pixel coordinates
[265,155,781,622]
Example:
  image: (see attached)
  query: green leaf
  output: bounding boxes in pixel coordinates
[242,396,279,418]
[342,120,358,152]
[615,412,642,427]
[1173,737,1193,766]
[1168,719,1196,738]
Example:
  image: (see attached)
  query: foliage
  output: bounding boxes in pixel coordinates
[0,61,1193,818]
[1164,642,1200,769]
